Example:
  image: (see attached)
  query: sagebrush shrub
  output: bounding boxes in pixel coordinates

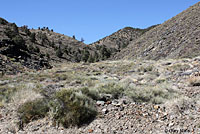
[49,89,97,128]
[18,99,49,124]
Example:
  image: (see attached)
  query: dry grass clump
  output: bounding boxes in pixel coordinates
[188,76,200,86]
[164,96,197,115]
[89,81,178,104]
[78,87,100,100]
[0,101,4,107]
[53,73,70,81]
[125,83,179,104]
[168,63,190,71]
[0,85,17,103]
[97,82,125,99]
[138,65,153,72]
[11,87,43,105]
[0,84,33,105]
[155,78,166,84]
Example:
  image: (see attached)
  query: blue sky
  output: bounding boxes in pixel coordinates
[1,0,199,44]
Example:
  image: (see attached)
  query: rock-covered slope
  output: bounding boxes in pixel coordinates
[114,2,200,60]
[0,17,94,74]
[90,25,158,58]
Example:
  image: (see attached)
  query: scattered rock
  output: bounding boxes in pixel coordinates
[88,129,93,133]
[99,94,113,101]
[154,105,160,110]
[0,80,9,86]
[102,108,109,114]
[96,101,105,106]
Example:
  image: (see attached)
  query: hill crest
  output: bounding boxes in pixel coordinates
[113,2,200,60]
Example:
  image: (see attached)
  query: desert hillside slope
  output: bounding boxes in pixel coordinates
[90,25,158,57]
[0,18,95,74]
[0,17,158,75]
[114,2,200,60]
[1,2,200,134]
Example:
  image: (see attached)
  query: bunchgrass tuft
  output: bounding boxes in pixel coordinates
[0,85,17,103]
[125,83,179,104]
[97,82,125,99]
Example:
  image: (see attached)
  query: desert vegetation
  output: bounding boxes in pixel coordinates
[2,57,200,131]
[0,2,200,133]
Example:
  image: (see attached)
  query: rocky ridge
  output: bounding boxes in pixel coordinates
[114,2,200,60]
[90,25,158,58]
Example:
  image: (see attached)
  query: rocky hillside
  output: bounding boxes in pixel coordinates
[90,25,158,57]
[0,17,97,75]
[0,17,159,75]
[114,2,200,60]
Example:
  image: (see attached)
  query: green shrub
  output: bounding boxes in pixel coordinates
[37,32,47,41]
[21,25,31,36]
[49,89,97,128]
[81,49,90,62]
[78,87,100,100]
[56,47,63,58]
[30,32,36,42]
[87,54,95,63]
[50,41,55,47]
[34,46,40,53]
[18,99,49,124]
[5,27,18,39]
[13,35,26,49]
[0,18,8,25]
[100,45,111,60]
[28,45,34,52]
[11,23,19,33]
[46,53,50,59]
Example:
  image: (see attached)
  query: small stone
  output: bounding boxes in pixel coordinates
[163,112,168,116]
[112,100,122,107]
[168,122,174,127]
[32,127,39,132]
[120,106,124,111]
[156,114,159,118]
[0,80,9,86]
[96,101,105,106]
[154,105,160,110]
[88,129,93,133]
[102,108,109,114]
[164,62,172,65]
[105,100,112,105]
[116,115,121,119]
[100,94,113,101]
[112,100,119,105]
